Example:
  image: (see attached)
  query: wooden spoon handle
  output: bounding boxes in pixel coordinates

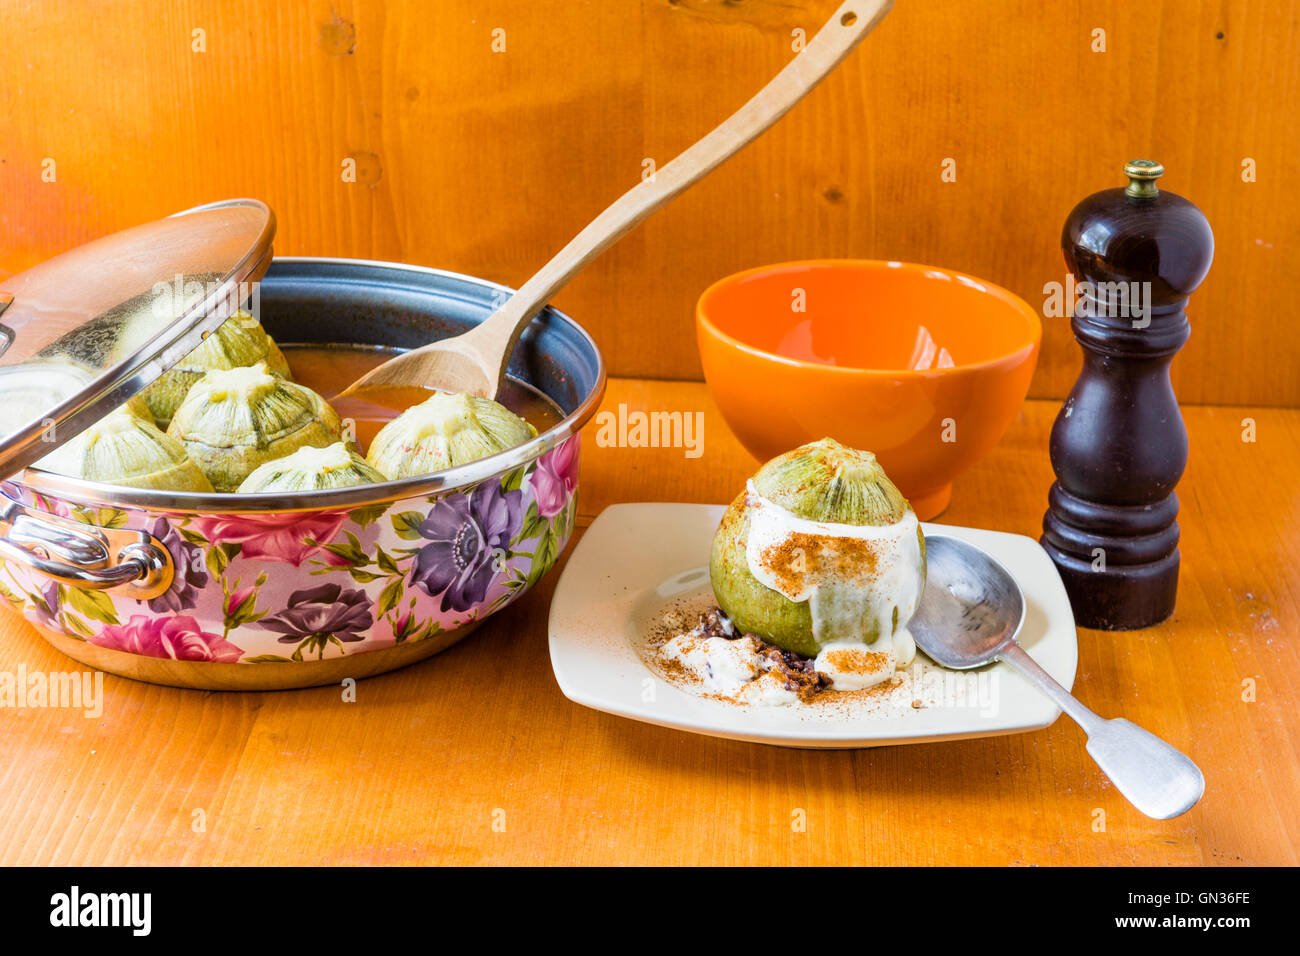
[468,0,894,382]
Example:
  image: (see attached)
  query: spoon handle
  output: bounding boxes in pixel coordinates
[468,0,895,385]
[998,642,1205,820]
[997,642,1103,734]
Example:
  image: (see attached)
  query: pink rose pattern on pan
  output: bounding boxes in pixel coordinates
[2,453,577,663]
[89,614,243,662]
[532,436,580,519]
[189,511,351,566]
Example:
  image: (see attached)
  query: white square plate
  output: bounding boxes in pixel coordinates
[548,503,1078,748]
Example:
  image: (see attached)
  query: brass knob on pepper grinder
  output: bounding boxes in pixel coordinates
[1041,160,1214,629]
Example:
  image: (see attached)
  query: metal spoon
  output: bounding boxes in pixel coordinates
[336,0,894,402]
[909,534,1205,820]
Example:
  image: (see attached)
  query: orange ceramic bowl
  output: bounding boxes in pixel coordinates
[697,259,1041,519]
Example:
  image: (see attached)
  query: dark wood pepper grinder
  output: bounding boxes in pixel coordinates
[1041,160,1214,630]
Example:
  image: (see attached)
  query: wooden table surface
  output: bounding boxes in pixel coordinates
[1,380,1296,865]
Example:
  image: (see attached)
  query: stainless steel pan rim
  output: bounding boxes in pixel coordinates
[11,257,607,515]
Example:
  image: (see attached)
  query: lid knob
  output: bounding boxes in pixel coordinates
[1123,158,1164,199]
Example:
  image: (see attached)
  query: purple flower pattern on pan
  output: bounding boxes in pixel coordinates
[142,516,208,613]
[3,448,578,664]
[252,583,375,659]
[410,482,523,612]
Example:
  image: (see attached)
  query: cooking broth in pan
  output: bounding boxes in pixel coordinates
[281,343,565,453]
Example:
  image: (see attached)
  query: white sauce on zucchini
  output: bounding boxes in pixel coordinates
[743,480,924,670]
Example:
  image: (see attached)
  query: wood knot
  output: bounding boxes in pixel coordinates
[344,152,383,187]
[320,16,356,55]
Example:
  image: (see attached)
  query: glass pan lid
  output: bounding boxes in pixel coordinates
[0,199,275,479]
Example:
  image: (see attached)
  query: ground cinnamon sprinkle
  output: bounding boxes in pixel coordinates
[804,676,902,716]
[641,599,943,719]
[760,531,882,595]
[646,602,833,703]
[821,646,890,674]
[654,656,696,686]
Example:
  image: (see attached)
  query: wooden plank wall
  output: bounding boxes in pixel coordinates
[1,0,1296,404]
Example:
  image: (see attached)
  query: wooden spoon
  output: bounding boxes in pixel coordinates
[338,0,893,402]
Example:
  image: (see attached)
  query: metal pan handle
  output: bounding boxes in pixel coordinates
[0,499,174,600]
